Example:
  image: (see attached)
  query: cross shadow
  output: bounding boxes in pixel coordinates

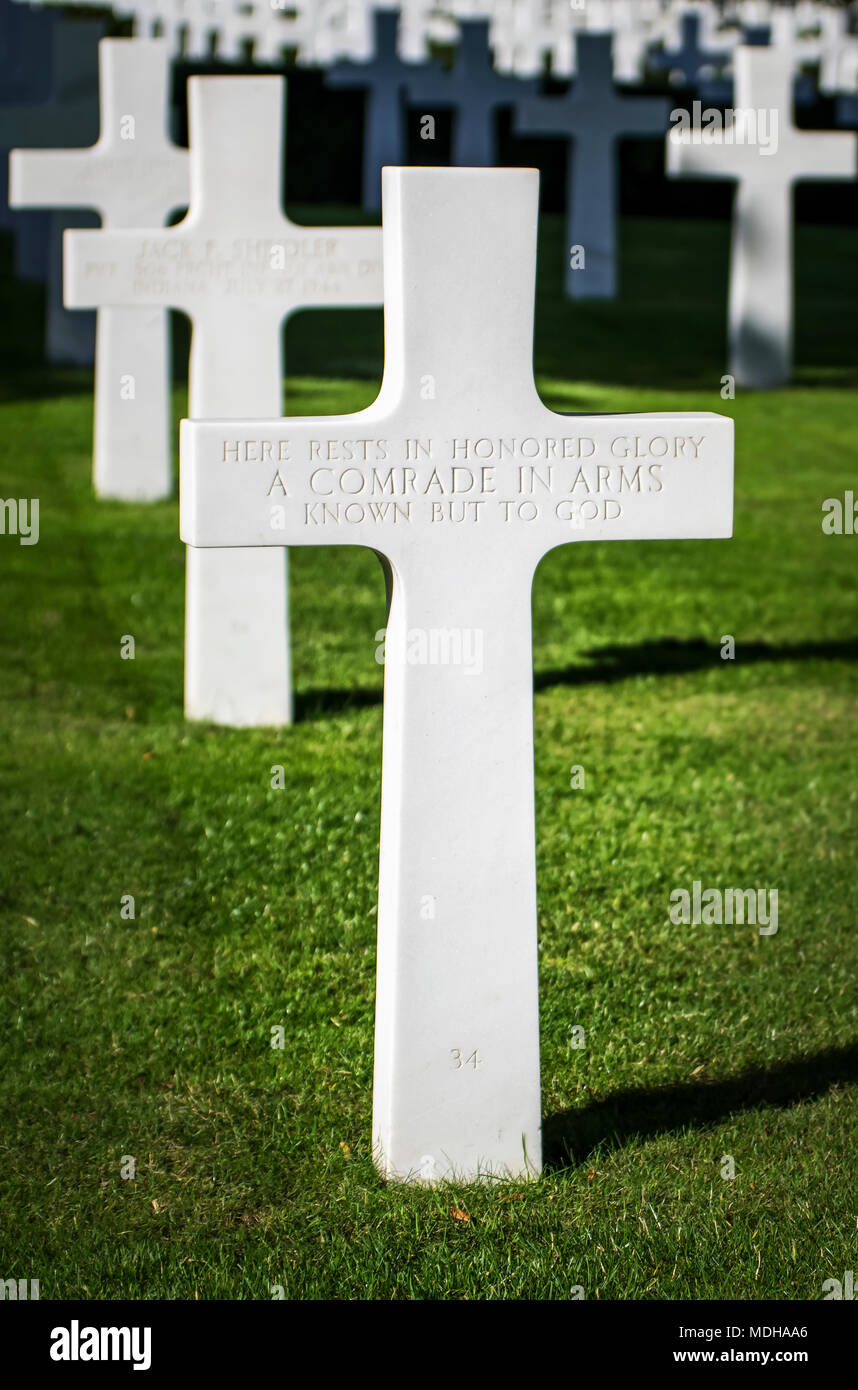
[533,635,858,693]
[792,369,858,389]
[543,1043,858,1169]
[293,684,383,721]
[292,636,858,722]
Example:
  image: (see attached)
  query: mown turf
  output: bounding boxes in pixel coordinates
[0,213,856,1300]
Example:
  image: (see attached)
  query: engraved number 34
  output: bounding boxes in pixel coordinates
[450,1048,481,1070]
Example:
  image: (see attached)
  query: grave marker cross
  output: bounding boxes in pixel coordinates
[668,46,857,389]
[649,12,731,87]
[516,34,670,299]
[11,38,189,501]
[65,76,383,727]
[180,166,734,1183]
[326,7,426,213]
[408,18,534,166]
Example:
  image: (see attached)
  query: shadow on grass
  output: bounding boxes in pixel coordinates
[294,685,383,721]
[791,368,858,390]
[534,635,858,692]
[0,368,94,404]
[293,636,858,721]
[543,1043,858,1169]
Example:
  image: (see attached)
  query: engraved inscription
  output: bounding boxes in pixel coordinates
[214,433,711,532]
[450,1048,482,1070]
[185,417,730,554]
[118,237,381,302]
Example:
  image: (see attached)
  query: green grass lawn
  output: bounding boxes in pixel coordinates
[0,213,856,1300]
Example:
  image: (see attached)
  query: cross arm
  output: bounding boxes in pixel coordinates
[406,68,457,108]
[180,410,734,570]
[180,168,732,573]
[325,60,384,91]
[794,128,857,180]
[517,93,670,143]
[63,220,383,317]
[9,147,98,212]
[669,121,858,182]
[408,67,533,110]
[620,95,672,138]
[279,223,384,307]
[666,126,746,180]
[63,227,190,313]
[515,97,574,140]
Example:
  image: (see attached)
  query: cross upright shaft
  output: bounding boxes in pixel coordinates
[181,167,734,1182]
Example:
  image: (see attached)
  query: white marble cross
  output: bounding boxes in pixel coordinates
[770,4,846,88]
[11,38,188,501]
[65,76,383,727]
[667,45,856,389]
[180,166,734,1184]
[516,34,670,300]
